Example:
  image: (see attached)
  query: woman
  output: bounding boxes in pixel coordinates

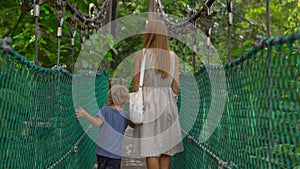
[132,20,184,169]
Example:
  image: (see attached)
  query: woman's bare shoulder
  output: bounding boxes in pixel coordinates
[135,50,143,61]
[170,50,179,60]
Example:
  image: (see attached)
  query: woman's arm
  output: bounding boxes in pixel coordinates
[129,122,135,128]
[75,107,103,127]
[172,53,180,95]
[133,50,143,92]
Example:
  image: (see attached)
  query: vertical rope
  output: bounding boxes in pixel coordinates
[79,23,86,71]
[266,0,272,168]
[56,0,65,66]
[192,27,197,73]
[227,0,233,62]
[266,1,271,38]
[80,23,86,50]
[175,37,179,53]
[182,26,186,71]
[57,35,61,65]
[207,34,211,65]
[192,0,197,73]
[34,0,40,65]
[69,14,77,72]
[71,39,75,72]
[205,0,212,64]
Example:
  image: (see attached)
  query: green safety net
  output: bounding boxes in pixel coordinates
[1,30,299,169]
[171,31,300,168]
[0,48,109,168]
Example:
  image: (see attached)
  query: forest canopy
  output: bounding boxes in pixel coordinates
[0,0,299,71]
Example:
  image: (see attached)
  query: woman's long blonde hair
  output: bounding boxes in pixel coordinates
[143,20,170,78]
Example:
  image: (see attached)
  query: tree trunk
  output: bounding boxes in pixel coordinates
[148,0,157,21]
[109,0,118,70]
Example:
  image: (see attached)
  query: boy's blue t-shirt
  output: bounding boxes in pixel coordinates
[96,106,130,159]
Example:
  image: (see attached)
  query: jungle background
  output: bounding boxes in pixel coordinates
[0,0,299,72]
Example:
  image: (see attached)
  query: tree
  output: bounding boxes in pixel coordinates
[0,0,299,70]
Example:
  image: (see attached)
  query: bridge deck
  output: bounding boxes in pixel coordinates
[121,127,147,169]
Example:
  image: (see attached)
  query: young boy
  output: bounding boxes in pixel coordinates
[75,84,131,169]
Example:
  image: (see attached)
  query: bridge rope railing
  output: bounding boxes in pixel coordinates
[32,0,111,70]
[0,38,109,168]
[171,30,300,168]
[1,0,299,163]
[46,125,93,169]
[183,130,237,169]
[1,29,299,168]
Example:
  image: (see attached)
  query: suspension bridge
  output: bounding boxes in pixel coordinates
[0,0,299,169]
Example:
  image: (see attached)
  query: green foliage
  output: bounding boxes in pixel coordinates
[0,1,299,168]
[0,0,299,69]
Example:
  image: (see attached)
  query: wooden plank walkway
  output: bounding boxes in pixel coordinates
[121,127,147,169]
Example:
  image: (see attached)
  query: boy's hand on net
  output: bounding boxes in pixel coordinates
[75,107,87,118]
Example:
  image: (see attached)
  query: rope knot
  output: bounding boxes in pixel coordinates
[0,37,14,55]
[187,135,194,143]
[254,33,266,49]
[72,146,78,153]
[218,160,228,169]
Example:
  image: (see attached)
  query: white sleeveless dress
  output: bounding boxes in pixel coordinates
[132,49,184,157]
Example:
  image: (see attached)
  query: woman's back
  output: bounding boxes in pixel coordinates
[143,49,175,88]
[132,20,183,161]
[132,48,183,157]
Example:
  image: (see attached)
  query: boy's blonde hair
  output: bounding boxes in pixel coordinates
[108,84,129,106]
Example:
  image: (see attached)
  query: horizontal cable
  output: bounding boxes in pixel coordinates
[64,0,109,23]
[215,2,265,31]
[193,29,300,73]
[156,0,216,27]
[47,125,93,169]
[182,130,237,169]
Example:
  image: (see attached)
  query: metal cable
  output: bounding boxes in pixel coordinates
[227,0,233,62]
[191,0,196,72]
[182,130,237,169]
[205,0,212,65]
[67,13,77,72]
[182,26,186,71]
[34,0,40,65]
[64,0,110,23]
[266,0,272,168]
[55,0,66,66]
[46,125,93,169]
[216,2,265,32]
[156,0,216,27]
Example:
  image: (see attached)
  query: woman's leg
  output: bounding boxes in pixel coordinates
[159,154,170,169]
[146,156,159,169]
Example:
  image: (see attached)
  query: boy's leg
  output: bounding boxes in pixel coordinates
[106,158,121,169]
[97,155,108,169]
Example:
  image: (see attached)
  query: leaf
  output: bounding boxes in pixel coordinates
[111,47,118,55]
[105,34,115,47]
[242,40,253,47]
[107,57,115,62]
[232,48,245,56]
